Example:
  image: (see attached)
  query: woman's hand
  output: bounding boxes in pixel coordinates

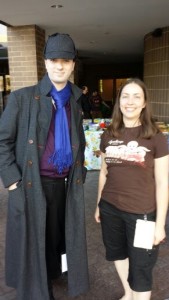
[154,225,166,245]
[95,206,101,223]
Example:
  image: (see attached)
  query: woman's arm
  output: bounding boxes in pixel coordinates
[154,154,169,245]
[94,152,108,223]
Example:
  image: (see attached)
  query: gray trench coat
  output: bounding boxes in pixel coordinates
[0,74,89,300]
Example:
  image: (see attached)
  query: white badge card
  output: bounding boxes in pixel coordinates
[133,219,155,250]
[61,253,68,273]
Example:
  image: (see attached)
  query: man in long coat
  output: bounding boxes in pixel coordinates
[0,33,89,300]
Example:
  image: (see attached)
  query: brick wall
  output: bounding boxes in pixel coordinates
[144,26,169,123]
[7,25,46,91]
[35,25,46,81]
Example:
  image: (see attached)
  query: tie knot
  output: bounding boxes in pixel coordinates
[54,97,66,109]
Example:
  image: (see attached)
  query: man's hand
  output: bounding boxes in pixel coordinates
[8,182,19,191]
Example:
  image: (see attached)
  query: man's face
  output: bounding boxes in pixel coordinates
[45,58,75,89]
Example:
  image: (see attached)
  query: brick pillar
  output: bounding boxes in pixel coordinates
[7,25,46,91]
[144,26,169,123]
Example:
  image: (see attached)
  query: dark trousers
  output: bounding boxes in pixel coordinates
[41,176,66,280]
[99,199,159,292]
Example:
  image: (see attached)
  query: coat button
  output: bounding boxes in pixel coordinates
[28,160,33,166]
[27,181,32,187]
[76,160,80,165]
[28,139,34,144]
[76,179,81,184]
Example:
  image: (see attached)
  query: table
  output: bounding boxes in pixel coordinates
[84,130,169,170]
[84,130,103,170]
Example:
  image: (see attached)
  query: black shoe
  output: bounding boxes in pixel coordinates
[48,279,55,300]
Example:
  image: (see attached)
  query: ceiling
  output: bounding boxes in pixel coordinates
[0,0,169,64]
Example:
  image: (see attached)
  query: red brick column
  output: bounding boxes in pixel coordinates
[7,25,46,91]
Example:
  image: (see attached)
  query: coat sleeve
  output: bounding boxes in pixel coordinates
[0,92,22,187]
[79,119,87,183]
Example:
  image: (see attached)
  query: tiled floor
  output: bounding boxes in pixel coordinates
[0,171,169,300]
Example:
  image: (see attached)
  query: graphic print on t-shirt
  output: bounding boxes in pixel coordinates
[105,139,150,166]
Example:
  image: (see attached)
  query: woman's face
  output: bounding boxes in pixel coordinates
[119,82,146,126]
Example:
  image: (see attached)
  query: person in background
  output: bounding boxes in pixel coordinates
[80,85,92,119]
[95,78,169,300]
[90,90,103,119]
[0,33,89,300]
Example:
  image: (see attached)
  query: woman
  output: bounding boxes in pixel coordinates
[95,78,169,300]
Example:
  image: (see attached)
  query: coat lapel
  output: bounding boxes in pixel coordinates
[32,77,53,158]
[69,84,83,162]
[70,96,80,162]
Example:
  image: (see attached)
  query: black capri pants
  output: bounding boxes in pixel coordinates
[99,199,159,292]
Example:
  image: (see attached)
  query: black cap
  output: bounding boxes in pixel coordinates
[44,33,77,59]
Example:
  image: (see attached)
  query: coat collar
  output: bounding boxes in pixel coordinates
[38,73,82,102]
[34,74,83,164]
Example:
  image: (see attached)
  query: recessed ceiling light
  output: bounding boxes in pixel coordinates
[51,4,63,8]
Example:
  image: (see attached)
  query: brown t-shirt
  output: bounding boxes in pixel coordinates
[100,126,169,214]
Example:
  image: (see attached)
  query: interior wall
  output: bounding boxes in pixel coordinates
[101,79,113,101]
[81,62,143,96]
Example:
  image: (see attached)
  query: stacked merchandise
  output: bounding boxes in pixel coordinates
[156,122,169,147]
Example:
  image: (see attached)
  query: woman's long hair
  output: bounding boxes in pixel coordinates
[107,78,160,138]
